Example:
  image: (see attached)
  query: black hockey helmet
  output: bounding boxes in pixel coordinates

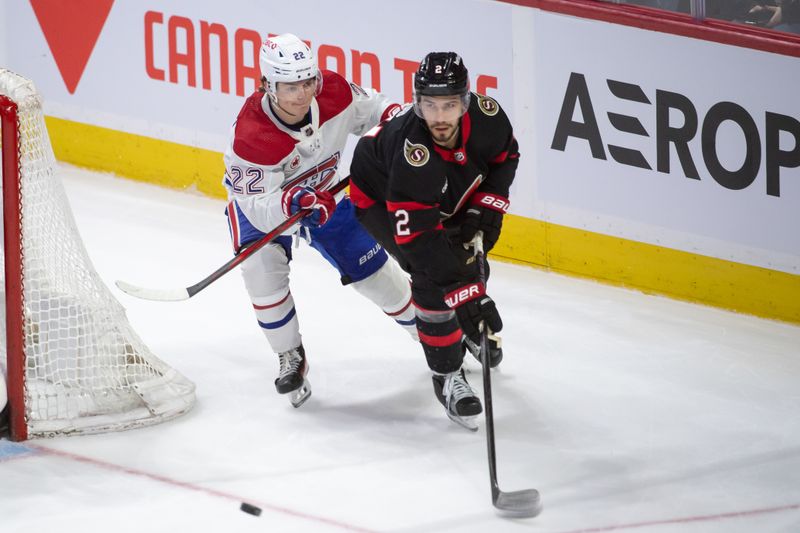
[413,52,471,118]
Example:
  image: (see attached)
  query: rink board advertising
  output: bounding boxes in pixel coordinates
[1,0,798,322]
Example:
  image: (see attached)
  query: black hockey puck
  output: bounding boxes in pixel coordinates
[240,502,262,516]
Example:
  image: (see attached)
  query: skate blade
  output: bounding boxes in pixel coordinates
[447,411,479,431]
[290,381,311,408]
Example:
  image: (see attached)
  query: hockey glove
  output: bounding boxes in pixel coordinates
[460,192,509,251]
[281,186,336,228]
[444,282,503,344]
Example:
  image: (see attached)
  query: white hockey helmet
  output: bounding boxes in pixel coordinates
[259,33,322,101]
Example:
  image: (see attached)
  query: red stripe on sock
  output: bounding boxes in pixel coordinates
[253,292,290,310]
[418,328,462,347]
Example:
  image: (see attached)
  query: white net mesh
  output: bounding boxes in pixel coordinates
[0,69,195,438]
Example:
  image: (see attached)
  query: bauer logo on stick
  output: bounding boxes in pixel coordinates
[404,138,430,167]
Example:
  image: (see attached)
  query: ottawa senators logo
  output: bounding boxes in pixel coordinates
[404,139,430,167]
[477,94,499,117]
[288,154,301,171]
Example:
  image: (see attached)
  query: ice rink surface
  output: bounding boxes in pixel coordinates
[2,164,799,532]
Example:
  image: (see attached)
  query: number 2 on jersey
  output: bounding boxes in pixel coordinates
[395,209,410,236]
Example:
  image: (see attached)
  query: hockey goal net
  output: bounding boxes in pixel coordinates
[0,69,195,440]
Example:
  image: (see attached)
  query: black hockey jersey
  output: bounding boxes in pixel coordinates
[350,93,519,288]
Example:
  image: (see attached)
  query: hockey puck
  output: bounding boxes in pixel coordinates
[240,502,262,516]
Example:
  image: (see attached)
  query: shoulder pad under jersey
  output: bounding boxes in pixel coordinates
[316,70,355,126]
[232,92,297,166]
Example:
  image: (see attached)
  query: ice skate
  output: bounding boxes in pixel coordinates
[275,345,311,408]
[432,368,482,431]
[463,334,503,368]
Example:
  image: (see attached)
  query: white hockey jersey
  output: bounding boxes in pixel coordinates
[223,70,400,251]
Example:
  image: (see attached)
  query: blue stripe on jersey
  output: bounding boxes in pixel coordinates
[257,307,297,330]
[231,201,266,251]
[396,318,417,326]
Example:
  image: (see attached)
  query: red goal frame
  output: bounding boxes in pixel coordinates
[1,94,27,441]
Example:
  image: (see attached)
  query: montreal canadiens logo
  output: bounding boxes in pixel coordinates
[477,95,499,117]
[404,139,429,167]
[283,152,340,190]
[288,154,301,170]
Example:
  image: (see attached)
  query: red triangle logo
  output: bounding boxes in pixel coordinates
[30,0,114,94]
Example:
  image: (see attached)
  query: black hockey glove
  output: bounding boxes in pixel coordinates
[444,282,503,344]
[460,192,509,251]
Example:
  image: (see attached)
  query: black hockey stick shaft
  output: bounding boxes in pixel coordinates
[474,234,501,497]
[473,232,542,517]
[116,177,350,301]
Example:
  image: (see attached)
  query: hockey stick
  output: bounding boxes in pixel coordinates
[473,232,543,518]
[115,177,351,302]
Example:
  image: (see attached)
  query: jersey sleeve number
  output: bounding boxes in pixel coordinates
[228,166,265,195]
[395,209,410,236]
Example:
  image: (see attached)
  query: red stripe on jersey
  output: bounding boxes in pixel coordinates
[418,328,463,348]
[491,151,508,164]
[394,230,424,245]
[316,70,355,127]
[443,176,483,219]
[432,143,466,165]
[387,200,437,212]
[253,291,290,310]
[394,223,443,245]
[349,180,376,209]
[461,111,472,145]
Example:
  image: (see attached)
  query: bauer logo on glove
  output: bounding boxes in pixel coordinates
[444,282,485,308]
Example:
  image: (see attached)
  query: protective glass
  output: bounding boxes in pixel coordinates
[274,72,323,99]
[414,94,468,121]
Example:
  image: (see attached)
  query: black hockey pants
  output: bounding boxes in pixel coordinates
[355,204,490,374]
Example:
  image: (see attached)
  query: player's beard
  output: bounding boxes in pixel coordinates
[430,122,459,147]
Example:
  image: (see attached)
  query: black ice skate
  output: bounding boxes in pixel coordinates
[463,333,503,368]
[275,345,311,408]
[432,368,482,431]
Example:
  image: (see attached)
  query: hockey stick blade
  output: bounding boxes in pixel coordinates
[115,280,191,302]
[494,488,543,518]
[115,177,350,302]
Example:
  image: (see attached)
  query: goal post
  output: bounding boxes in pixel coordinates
[0,69,195,440]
